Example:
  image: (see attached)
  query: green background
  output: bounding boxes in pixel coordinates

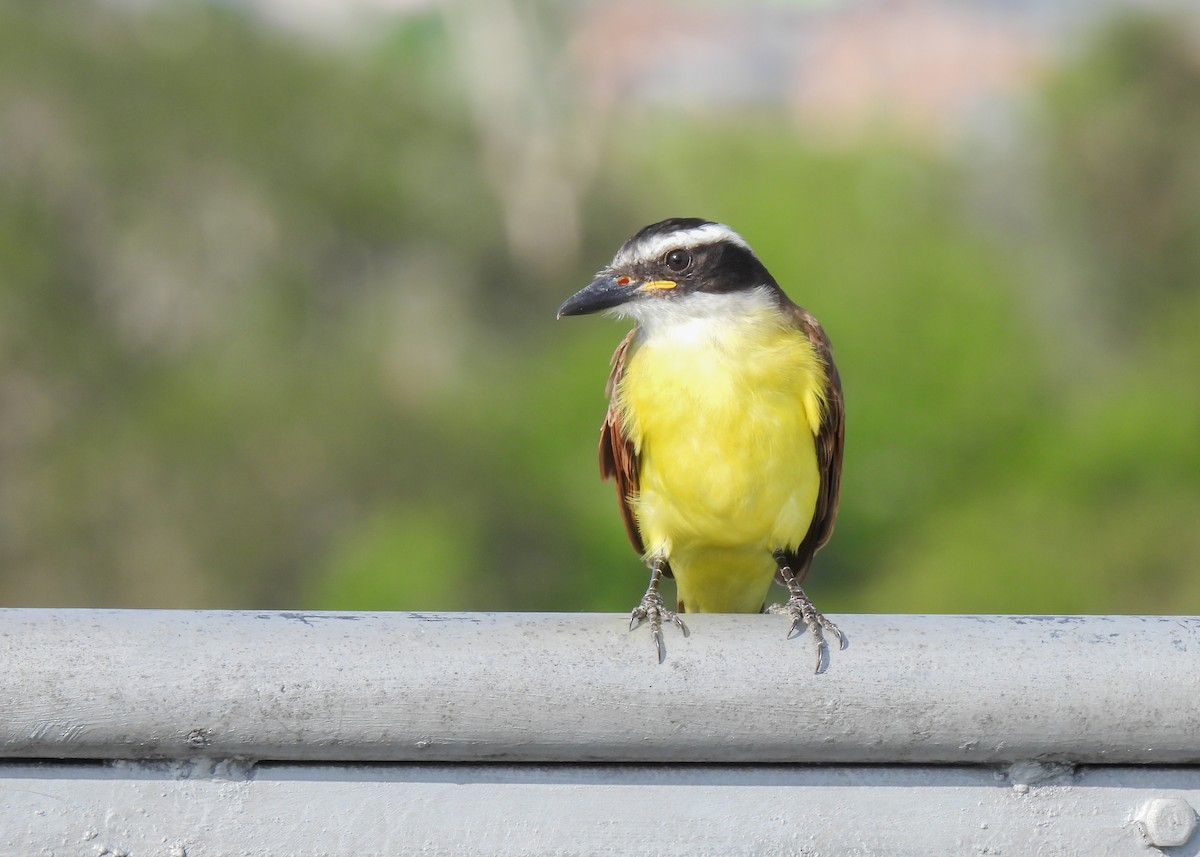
[1,3,1197,616]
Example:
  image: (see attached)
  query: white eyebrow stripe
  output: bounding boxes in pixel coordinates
[612,222,752,268]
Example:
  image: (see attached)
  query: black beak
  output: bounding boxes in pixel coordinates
[557,274,635,319]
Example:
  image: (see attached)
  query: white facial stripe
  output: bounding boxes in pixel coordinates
[613,222,751,269]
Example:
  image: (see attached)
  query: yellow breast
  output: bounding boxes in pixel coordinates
[614,300,827,612]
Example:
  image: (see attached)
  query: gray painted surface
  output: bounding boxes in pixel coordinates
[2,761,1198,856]
[2,610,1199,764]
[3,610,1200,765]
[2,611,1200,855]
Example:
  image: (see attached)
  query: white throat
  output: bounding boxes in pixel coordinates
[610,286,778,343]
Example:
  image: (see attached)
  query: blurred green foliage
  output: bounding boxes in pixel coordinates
[1043,14,1200,323]
[0,3,1196,615]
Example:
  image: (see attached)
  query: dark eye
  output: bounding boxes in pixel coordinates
[665,249,691,272]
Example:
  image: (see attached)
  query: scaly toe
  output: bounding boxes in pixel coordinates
[823,617,848,650]
[628,592,687,662]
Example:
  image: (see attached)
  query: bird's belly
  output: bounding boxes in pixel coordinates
[633,389,820,613]
[634,402,819,551]
[619,327,824,584]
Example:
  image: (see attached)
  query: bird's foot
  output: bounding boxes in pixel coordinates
[767,588,846,674]
[629,588,689,664]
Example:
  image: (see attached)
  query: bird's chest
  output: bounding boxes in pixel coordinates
[615,319,824,547]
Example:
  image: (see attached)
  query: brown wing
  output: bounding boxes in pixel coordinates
[598,328,645,556]
[777,300,845,583]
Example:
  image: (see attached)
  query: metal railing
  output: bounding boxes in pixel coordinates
[3,611,1199,855]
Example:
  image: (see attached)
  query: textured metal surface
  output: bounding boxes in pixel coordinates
[3,761,1199,857]
[1,610,1199,763]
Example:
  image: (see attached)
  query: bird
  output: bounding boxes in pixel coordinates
[557,218,846,671]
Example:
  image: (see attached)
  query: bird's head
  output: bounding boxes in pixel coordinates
[557,218,779,326]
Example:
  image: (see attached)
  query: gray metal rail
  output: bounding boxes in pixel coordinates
[2,611,1198,855]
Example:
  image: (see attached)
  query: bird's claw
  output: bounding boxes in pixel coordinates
[771,590,846,674]
[629,589,689,663]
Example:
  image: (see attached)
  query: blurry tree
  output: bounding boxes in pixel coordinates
[1042,14,1200,329]
[0,1,1196,621]
[0,1,509,606]
[861,12,1200,614]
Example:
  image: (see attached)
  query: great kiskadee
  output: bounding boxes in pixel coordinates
[558,218,846,670]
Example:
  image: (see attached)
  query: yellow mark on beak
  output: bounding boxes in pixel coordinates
[640,280,677,291]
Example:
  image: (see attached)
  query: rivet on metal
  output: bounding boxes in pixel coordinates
[1138,797,1197,848]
